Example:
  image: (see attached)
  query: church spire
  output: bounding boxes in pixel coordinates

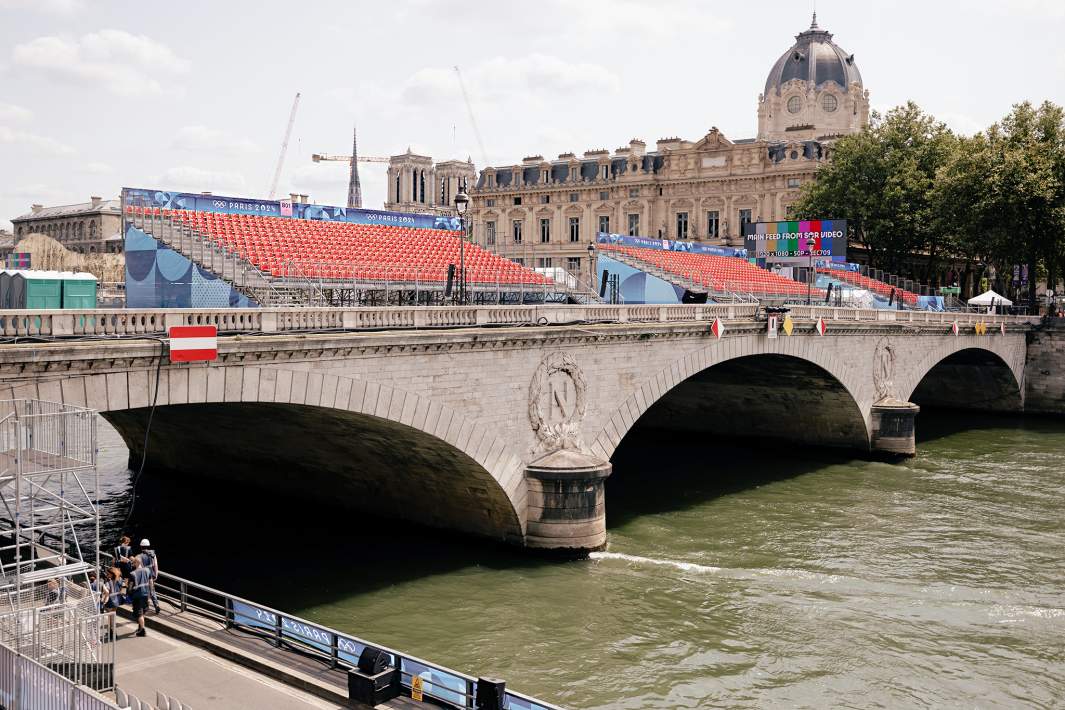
[347,124,362,209]
[810,10,818,29]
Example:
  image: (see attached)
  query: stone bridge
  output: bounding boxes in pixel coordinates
[0,304,1040,552]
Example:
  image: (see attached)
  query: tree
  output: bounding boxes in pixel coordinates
[793,102,957,275]
[983,102,1065,308]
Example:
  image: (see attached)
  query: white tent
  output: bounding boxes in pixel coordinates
[968,289,1012,307]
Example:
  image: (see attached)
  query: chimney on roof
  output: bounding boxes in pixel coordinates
[31,204,43,214]
[299,194,309,204]
[289,193,300,203]
[90,196,103,207]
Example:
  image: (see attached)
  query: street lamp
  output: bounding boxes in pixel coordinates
[454,189,469,304]
[587,241,596,292]
[806,237,816,305]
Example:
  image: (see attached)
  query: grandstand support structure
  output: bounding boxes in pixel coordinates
[0,399,100,613]
[125,203,588,307]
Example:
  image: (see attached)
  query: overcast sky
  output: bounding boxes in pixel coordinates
[1,0,1063,230]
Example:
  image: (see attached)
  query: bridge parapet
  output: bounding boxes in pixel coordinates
[0,305,1039,339]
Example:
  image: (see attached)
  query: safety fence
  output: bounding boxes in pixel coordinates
[148,570,562,710]
[0,638,119,709]
[0,303,1040,338]
[0,605,115,693]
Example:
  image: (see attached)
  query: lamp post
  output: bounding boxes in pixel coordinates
[587,241,596,293]
[806,237,816,305]
[454,189,469,304]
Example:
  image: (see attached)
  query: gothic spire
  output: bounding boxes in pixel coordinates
[347,124,362,209]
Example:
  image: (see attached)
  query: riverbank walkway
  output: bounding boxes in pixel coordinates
[114,598,426,710]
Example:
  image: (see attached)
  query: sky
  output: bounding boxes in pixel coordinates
[1,0,1063,231]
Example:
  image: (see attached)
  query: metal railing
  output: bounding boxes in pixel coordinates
[0,638,119,709]
[89,554,560,710]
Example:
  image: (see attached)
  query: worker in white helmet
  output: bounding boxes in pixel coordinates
[138,538,160,615]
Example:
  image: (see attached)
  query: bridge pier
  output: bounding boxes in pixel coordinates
[524,450,612,553]
[869,398,921,457]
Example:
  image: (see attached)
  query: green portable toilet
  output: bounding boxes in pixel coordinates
[61,272,98,309]
[12,271,63,309]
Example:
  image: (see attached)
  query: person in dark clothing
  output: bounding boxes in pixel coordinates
[88,571,108,613]
[104,567,125,610]
[138,538,160,614]
[129,557,152,637]
[114,536,133,579]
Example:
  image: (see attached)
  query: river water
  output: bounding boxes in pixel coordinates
[97,412,1065,709]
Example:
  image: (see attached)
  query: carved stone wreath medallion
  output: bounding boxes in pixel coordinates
[528,351,588,451]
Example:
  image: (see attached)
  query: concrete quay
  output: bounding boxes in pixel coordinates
[114,600,426,710]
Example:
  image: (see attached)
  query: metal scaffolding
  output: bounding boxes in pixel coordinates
[0,399,99,607]
[0,399,112,691]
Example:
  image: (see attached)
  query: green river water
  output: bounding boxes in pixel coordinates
[98,412,1065,709]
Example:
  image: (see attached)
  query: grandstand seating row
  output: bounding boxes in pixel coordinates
[128,207,551,286]
[600,244,823,299]
[816,267,919,305]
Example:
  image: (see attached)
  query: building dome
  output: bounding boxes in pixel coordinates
[763,14,862,96]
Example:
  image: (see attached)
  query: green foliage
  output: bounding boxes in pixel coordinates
[794,99,1065,303]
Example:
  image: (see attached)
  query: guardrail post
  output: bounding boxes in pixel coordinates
[180,581,187,613]
[467,677,476,709]
[274,614,282,647]
[224,597,233,629]
[329,633,339,669]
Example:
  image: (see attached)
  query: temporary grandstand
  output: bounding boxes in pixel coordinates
[123,189,588,307]
[599,242,825,303]
[816,266,921,306]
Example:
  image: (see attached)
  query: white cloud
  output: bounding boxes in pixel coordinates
[0,0,84,15]
[12,30,190,97]
[0,103,32,123]
[0,126,75,155]
[986,0,1065,18]
[172,125,260,155]
[157,166,247,194]
[937,111,986,137]
[78,161,113,175]
[402,54,621,107]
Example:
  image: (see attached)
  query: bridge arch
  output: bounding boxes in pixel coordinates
[899,338,1025,412]
[21,366,527,544]
[590,336,872,461]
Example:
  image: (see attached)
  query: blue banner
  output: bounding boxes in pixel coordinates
[596,232,746,258]
[122,187,462,231]
[816,260,861,272]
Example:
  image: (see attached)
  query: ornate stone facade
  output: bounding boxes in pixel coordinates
[465,14,869,283]
[383,149,476,217]
[11,196,123,254]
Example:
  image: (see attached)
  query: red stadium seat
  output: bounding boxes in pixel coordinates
[168,210,546,287]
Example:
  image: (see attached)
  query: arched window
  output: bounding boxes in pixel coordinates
[395,174,401,202]
[821,94,838,112]
[787,95,802,113]
[419,171,425,203]
[90,221,97,237]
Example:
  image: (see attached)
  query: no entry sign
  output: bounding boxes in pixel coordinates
[168,325,218,362]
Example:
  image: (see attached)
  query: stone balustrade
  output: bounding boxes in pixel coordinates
[0,305,1039,339]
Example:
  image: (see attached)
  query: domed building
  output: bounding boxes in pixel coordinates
[758,14,869,141]
[452,15,871,274]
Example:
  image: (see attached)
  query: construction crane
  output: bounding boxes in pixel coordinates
[268,92,301,199]
[454,66,490,168]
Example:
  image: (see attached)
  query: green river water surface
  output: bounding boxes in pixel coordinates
[99,412,1065,708]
